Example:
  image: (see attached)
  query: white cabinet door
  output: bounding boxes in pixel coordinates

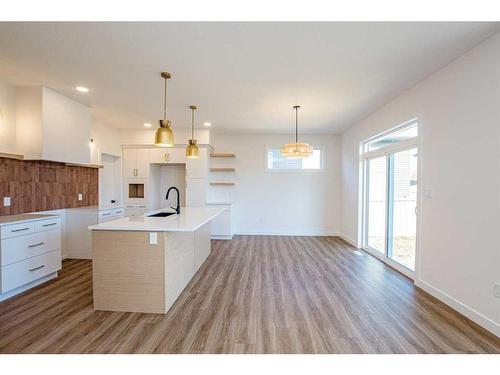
[150,147,186,164]
[136,149,150,178]
[149,147,171,164]
[186,148,208,178]
[186,179,207,206]
[123,148,137,178]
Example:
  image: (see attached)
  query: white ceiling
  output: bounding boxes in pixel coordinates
[0,22,498,133]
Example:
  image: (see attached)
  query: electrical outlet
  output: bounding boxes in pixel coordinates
[3,196,11,207]
[77,193,83,201]
[149,232,158,245]
[494,283,500,299]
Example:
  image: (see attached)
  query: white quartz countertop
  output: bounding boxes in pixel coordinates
[67,204,124,211]
[0,213,60,226]
[88,207,224,232]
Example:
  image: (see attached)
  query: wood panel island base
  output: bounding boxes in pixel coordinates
[89,207,222,314]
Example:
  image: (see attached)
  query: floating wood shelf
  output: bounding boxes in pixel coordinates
[210,182,235,186]
[210,153,236,158]
[210,168,235,172]
[0,152,24,160]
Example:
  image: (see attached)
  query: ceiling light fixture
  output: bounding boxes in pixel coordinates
[281,105,313,158]
[144,123,152,128]
[203,122,211,127]
[155,72,174,147]
[186,105,200,159]
[76,86,89,93]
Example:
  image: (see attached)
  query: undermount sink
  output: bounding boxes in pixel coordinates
[147,212,177,217]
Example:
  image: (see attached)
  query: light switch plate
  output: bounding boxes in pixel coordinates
[77,193,83,201]
[424,189,432,199]
[494,283,500,299]
[3,196,11,207]
[149,232,158,245]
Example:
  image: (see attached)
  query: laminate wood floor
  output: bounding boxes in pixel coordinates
[0,236,498,353]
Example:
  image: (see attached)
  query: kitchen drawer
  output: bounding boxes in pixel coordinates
[1,249,61,293]
[1,228,61,267]
[1,222,36,239]
[34,218,61,232]
[98,209,125,223]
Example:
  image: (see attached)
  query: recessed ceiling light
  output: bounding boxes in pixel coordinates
[76,86,89,93]
[203,122,212,127]
[144,123,152,128]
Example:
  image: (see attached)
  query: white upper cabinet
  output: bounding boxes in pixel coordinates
[186,148,208,178]
[16,87,92,165]
[123,148,150,178]
[136,149,150,178]
[149,147,186,164]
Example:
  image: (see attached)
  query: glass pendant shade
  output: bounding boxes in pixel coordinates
[281,105,312,158]
[155,72,175,147]
[155,119,174,147]
[186,139,200,158]
[281,142,313,158]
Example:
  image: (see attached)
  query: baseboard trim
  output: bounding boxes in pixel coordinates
[234,231,339,237]
[338,233,358,248]
[415,279,500,338]
[0,272,58,302]
[211,235,233,240]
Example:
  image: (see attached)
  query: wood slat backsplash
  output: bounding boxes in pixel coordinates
[0,157,98,216]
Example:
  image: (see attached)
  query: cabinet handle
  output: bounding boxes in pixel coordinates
[102,213,111,216]
[43,222,57,227]
[29,265,45,272]
[28,242,45,248]
[12,227,29,232]
[165,153,170,162]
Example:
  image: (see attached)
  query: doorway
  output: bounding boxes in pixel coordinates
[362,121,418,275]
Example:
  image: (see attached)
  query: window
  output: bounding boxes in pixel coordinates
[266,148,323,170]
[364,122,418,152]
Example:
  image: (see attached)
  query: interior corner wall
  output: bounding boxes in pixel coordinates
[340,32,500,336]
[0,80,17,154]
[210,133,341,236]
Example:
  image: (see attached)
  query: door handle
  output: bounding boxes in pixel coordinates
[29,265,45,272]
[28,242,45,248]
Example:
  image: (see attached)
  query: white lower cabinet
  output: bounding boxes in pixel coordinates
[0,216,62,299]
[1,250,61,293]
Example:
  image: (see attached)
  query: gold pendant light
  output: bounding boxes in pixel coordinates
[186,105,200,159]
[155,72,175,147]
[281,105,313,158]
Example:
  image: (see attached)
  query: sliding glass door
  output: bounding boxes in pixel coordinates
[387,148,418,270]
[362,121,418,274]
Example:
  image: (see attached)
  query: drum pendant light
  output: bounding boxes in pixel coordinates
[186,105,200,159]
[281,105,313,158]
[155,72,175,147]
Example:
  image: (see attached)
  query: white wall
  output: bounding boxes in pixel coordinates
[0,80,17,154]
[210,133,341,235]
[340,32,500,335]
[91,120,122,157]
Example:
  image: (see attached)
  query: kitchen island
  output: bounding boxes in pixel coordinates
[88,207,224,314]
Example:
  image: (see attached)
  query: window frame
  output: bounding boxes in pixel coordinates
[265,145,325,172]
